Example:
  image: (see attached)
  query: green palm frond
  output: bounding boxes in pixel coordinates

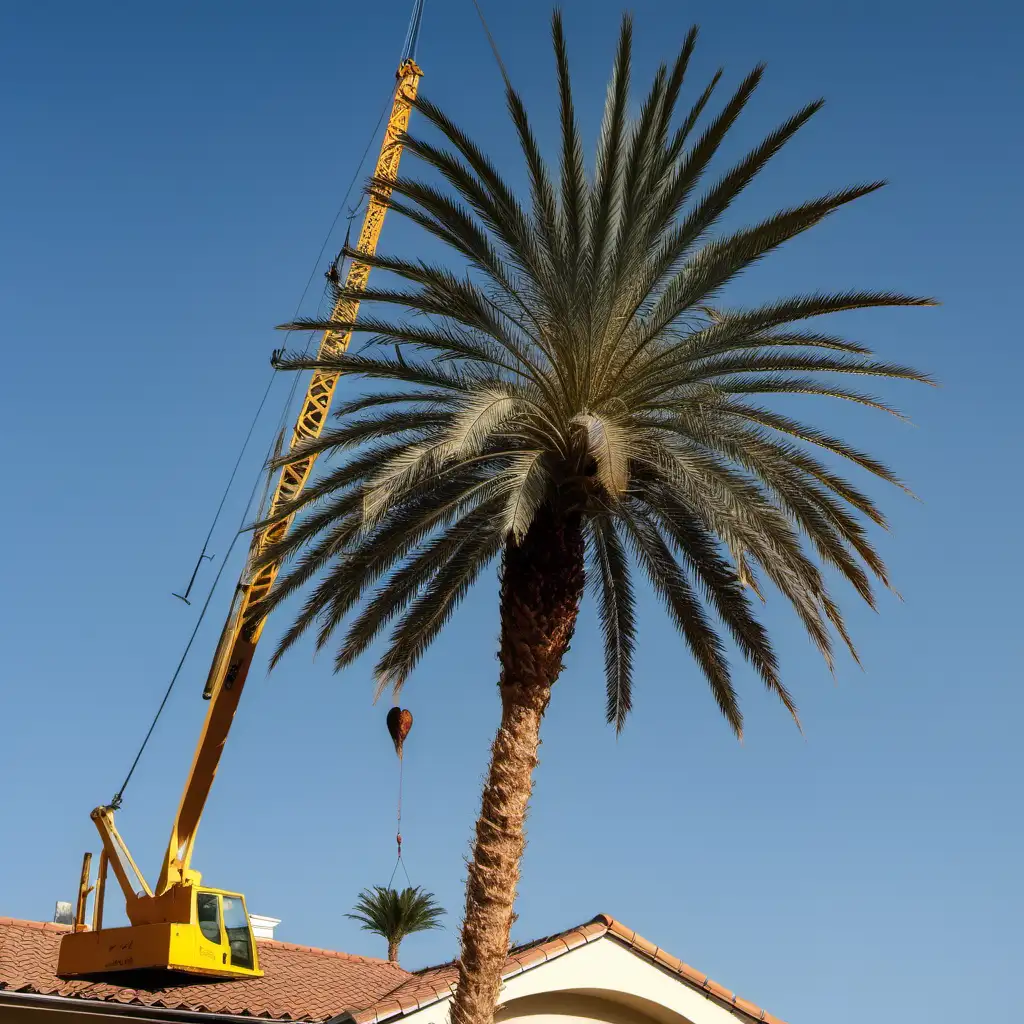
[263,12,934,735]
[346,886,445,962]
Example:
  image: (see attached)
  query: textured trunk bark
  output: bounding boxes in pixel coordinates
[450,506,585,1024]
[387,939,400,964]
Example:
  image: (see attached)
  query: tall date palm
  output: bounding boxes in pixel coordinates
[260,13,933,1024]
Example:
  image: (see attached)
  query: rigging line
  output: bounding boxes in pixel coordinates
[387,850,413,889]
[111,78,392,803]
[387,753,408,890]
[110,12,419,809]
[273,0,429,439]
[177,88,396,592]
[111,431,279,808]
[397,756,404,829]
[174,373,277,604]
[396,755,404,862]
[469,0,510,85]
[270,90,395,448]
[402,0,427,62]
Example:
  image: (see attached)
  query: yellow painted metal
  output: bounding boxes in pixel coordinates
[58,888,261,981]
[62,802,261,978]
[74,853,92,931]
[90,805,153,908]
[92,851,108,932]
[59,57,423,982]
[234,58,426,642]
[159,56,423,895]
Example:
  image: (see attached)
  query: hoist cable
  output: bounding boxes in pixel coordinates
[402,0,427,62]
[175,60,400,601]
[469,0,510,84]
[269,89,393,448]
[111,79,400,804]
[111,3,425,804]
[173,374,277,604]
[386,746,414,889]
[271,0,427,447]
[396,754,404,863]
[110,431,275,808]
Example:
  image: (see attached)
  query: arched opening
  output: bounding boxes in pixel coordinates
[498,990,698,1024]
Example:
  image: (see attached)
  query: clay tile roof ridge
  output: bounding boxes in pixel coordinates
[346,916,613,1024]
[600,915,787,1024]
[351,915,786,1024]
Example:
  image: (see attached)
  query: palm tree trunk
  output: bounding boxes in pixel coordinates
[387,939,400,964]
[451,506,585,1024]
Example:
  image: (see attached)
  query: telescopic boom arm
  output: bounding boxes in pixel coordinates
[153,58,423,898]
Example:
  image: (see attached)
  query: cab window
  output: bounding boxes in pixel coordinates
[197,893,222,944]
[222,896,254,970]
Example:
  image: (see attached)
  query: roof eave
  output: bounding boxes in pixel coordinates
[0,988,320,1024]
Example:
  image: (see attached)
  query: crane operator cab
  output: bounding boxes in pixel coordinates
[195,889,259,975]
[58,878,261,981]
[199,892,257,971]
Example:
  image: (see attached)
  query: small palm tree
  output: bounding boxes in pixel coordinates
[346,886,445,963]
[260,12,934,1024]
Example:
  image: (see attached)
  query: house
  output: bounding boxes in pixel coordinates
[0,914,787,1024]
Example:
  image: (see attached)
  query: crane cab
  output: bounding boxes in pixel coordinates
[58,884,262,982]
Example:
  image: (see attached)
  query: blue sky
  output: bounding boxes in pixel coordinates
[1,2,1021,1022]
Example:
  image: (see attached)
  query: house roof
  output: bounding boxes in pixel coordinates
[0,914,786,1024]
[0,917,411,1022]
[348,915,787,1024]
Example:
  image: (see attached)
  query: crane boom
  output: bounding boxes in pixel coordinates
[58,54,423,983]
[158,57,423,896]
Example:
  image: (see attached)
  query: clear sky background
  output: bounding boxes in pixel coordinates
[1,3,1021,1023]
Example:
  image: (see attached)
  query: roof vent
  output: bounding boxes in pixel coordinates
[53,901,73,926]
[250,914,281,940]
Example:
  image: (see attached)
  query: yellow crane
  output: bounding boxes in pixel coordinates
[57,17,424,983]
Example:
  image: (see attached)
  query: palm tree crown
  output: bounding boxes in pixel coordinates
[346,886,445,963]
[263,12,932,736]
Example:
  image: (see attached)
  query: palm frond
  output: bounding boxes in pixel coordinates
[258,17,934,741]
[346,886,445,958]
[589,517,637,732]
[621,507,742,736]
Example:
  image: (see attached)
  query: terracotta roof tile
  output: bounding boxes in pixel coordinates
[0,917,411,1022]
[0,914,786,1024]
[523,947,551,967]
[601,917,787,1024]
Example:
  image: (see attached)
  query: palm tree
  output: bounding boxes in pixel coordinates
[346,886,445,964]
[260,12,934,1024]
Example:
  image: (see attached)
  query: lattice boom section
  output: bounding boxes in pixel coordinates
[239,61,422,642]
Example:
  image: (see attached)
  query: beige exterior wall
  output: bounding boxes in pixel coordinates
[498,991,674,1024]
[399,937,745,1024]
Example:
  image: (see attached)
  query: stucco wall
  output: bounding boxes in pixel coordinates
[498,991,674,1024]
[397,937,746,1024]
